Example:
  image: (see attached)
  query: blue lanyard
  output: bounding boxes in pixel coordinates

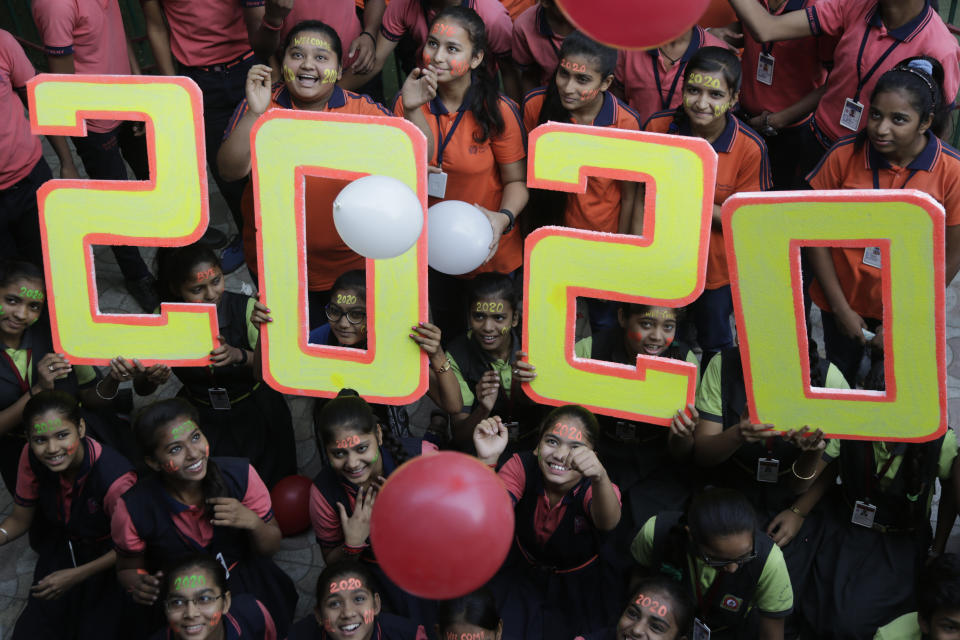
[435,109,467,166]
[651,56,687,111]
[853,25,904,102]
[872,167,918,190]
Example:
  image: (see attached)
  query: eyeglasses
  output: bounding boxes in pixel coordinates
[696,541,757,568]
[325,303,366,325]
[164,593,225,613]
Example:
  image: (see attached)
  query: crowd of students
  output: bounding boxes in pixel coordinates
[3,0,960,638]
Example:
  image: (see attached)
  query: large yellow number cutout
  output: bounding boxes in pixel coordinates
[252,111,428,401]
[523,124,716,423]
[724,190,947,441]
[29,75,217,365]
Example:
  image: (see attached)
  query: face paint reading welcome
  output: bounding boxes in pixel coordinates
[293,36,332,49]
[634,593,668,618]
[446,634,486,640]
[335,434,362,449]
[329,577,363,593]
[551,422,584,441]
[33,417,63,434]
[173,574,206,590]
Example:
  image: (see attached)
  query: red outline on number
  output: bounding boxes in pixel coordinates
[723,190,947,443]
[250,110,429,402]
[521,124,715,424]
[27,74,216,366]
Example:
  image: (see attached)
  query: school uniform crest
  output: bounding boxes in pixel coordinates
[720,594,742,612]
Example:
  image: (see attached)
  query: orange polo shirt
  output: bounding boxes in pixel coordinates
[227,84,394,291]
[521,89,641,233]
[806,133,960,319]
[394,89,527,277]
[645,111,771,289]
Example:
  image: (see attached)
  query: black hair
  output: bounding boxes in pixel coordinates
[155,243,221,303]
[133,398,228,517]
[619,303,689,360]
[627,574,695,636]
[918,553,960,622]
[331,270,366,299]
[537,404,600,448]
[0,260,44,289]
[863,55,948,142]
[672,46,741,130]
[282,20,343,66]
[315,559,379,603]
[428,6,505,143]
[313,389,411,468]
[467,272,520,313]
[522,31,616,235]
[23,390,82,437]
[436,587,501,633]
[686,488,756,545]
[159,553,229,601]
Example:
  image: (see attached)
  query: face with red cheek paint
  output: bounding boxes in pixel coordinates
[422,19,483,83]
[555,53,612,120]
[163,565,231,640]
[316,574,381,640]
[27,409,86,474]
[620,306,679,358]
[147,417,210,483]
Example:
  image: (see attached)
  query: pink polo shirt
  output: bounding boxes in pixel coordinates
[511,4,564,87]
[806,0,960,143]
[148,0,264,68]
[615,26,728,125]
[14,438,136,521]
[110,464,273,553]
[497,453,621,547]
[32,0,131,133]
[740,0,831,120]
[280,0,361,53]
[381,0,513,58]
[0,29,42,190]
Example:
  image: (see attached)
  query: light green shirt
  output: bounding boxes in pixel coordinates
[874,612,921,640]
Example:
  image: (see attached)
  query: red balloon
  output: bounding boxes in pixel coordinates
[270,475,313,537]
[556,0,711,49]
[370,452,514,599]
[699,0,737,28]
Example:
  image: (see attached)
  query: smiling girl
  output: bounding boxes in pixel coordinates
[111,398,296,637]
[218,20,394,326]
[1,391,135,640]
[575,575,694,640]
[644,47,771,363]
[154,553,277,640]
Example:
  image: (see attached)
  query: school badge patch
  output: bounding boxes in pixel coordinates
[720,595,742,612]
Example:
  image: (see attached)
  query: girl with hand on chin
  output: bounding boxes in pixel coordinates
[395,6,528,339]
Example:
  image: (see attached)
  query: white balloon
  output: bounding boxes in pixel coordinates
[333,175,423,259]
[427,201,494,275]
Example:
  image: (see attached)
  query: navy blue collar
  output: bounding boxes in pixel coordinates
[866,0,932,42]
[866,131,939,171]
[427,84,477,115]
[647,25,703,62]
[535,4,553,39]
[592,91,616,127]
[275,84,347,110]
[675,112,738,152]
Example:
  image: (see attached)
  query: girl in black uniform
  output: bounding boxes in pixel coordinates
[154,244,296,488]
[152,553,277,640]
[288,559,428,639]
[2,391,134,640]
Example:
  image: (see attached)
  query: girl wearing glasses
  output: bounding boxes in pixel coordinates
[630,487,793,640]
[0,391,135,640]
[308,269,462,440]
[142,243,296,489]
[309,390,438,621]
[288,559,428,639]
[111,398,297,637]
[154,553,276,640]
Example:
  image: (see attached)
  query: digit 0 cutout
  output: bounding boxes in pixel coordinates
[28,75,217,365]
[724,190,947,441]
[251,111,428,401]
[523,123,715,424]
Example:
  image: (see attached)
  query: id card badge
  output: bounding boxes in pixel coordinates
[851,500,877,528]
[615,421,637,442]
[756,457,780,483]
[503,421,520,443]
[693,618,711,640]
[208,387,232,410]
[427,171,448,198]
[840,98,864,131]
[757,53,775,85]
[862,246,882,268]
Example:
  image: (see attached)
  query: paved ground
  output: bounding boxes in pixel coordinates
[2,132,960,639]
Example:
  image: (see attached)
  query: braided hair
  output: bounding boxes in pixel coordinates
[313,389,411,469]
